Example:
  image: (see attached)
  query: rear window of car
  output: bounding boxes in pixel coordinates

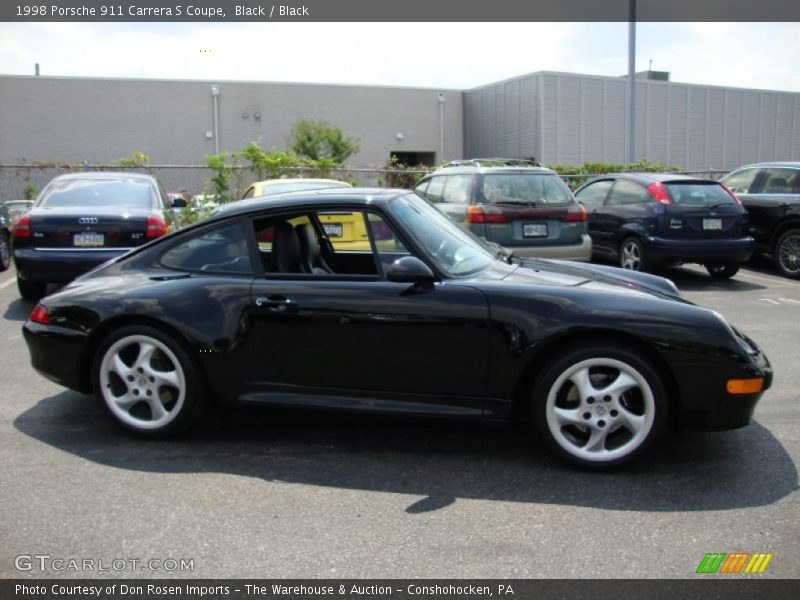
[481,174,572,206]
[40,179,154,209]
[665,182,737,207]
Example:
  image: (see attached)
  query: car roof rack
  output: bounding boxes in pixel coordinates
[441,158,542,168]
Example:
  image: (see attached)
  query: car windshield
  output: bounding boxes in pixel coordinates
[665,182,737,207]
[387,193,496,277]
[39,179,153,209]
[482,173,573,206]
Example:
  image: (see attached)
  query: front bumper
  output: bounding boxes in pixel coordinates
[14,247,131,283]
[645,235,755,265]
[675,338,772,431]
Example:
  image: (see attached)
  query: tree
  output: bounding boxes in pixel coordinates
[288,119,358,166]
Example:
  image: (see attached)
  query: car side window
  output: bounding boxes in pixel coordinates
[721,168,759,194]
[366,213,411,273]
[607,180,650,206]
[160,221,253,275]
[576,180,613,209]
[425,177,446,203]
[760,168,800,194]
[441,175,471,204]
[414,180,430,195]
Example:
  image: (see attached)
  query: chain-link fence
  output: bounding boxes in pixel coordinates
[0,163,727,202]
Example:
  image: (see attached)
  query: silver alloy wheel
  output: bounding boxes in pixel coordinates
[545,357,656,463]
[99,334,186,430]
[777,232,800,276]
[620,240,642,271]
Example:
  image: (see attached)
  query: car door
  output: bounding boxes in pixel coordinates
[575,179,614,255]
[739,167,800,250]
[601,179,654,250]
[248,207,491,414]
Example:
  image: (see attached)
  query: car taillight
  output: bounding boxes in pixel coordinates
[646,182,671,205]
[29,304,50,325]
[12,214,31,238]
[467,205,508,224]
[720,183,743,205]
[146,214,169,238]
[564,203,587,222]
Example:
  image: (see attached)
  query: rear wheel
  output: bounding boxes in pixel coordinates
[532,343,668,469]
[774,228,800,279]
[706,264,740,280]
[17,277,47,301]
[619,237,647,272]
[0,230,10,271]
[93,325,206,437]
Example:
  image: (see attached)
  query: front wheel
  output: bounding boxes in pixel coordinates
[706,264,740,280]
[618,237,647,272]
[774,228,800,279]
[532,343,668,469]
[93,325,206,437]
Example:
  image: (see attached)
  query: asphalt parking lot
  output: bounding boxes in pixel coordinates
[0,260,798,579]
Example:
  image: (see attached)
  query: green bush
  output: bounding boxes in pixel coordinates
[288,119,358,165]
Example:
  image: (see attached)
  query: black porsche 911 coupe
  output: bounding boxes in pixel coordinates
[22,189,772,468]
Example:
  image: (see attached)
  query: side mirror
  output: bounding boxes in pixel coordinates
[171,197,187,208]
[386,256,436,285]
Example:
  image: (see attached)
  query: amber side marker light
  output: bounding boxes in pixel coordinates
[727,378,764,394]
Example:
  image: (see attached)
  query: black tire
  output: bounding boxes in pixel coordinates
[531,342,668,469]
[17,277,47,301]
[0,230,10,272]
[774,228,800,279]
[618,237,648,272]
[92,325,207,437]
[706,264,740,280]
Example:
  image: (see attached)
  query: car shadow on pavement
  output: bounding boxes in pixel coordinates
[3,297,35,322]
[661,266,767,292]
[14,390,798,515]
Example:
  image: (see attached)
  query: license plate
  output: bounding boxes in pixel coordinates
[74,233,104,247]
[703,218,723,231]
[523,223,548,238]
[323,223,343,237]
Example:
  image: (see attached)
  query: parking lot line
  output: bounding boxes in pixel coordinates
[0,277,16,291]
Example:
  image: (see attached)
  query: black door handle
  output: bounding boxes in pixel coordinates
[255,295,296,312]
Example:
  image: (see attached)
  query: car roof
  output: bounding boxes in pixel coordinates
[582,172,716,186]
[732,162,800,170]
[210,187,410,220]
[428,166,556,176]
[50,171,157,181]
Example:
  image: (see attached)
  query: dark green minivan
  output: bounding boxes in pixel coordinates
[414,159,591,260]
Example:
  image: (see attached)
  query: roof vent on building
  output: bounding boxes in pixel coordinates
[635,70,670,81]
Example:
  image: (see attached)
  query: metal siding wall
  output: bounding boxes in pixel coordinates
[540,75,559,164]
[519,77,538,159]
[741,91,761,165]
[758,93,778,163]
[634,81,647,161]
[724,90,744,168]
[775,95,794,159]
[581,78,604,162]
[504,80,521,158]
[706,89,725,170]
[481,87,497,157]
[668,86,688,167]
[645,83,668,165]
[687,87,707,168]
[557,75,581,165]
[604,80,626,163]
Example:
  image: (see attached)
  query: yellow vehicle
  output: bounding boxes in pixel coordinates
[242,178,351,199]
